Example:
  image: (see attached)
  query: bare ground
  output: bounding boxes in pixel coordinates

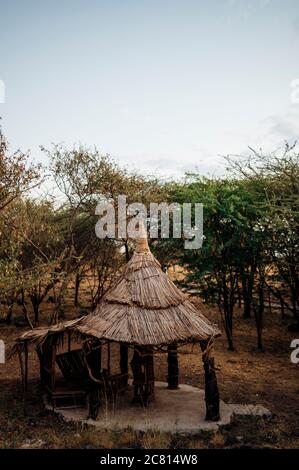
[0,292,298,449]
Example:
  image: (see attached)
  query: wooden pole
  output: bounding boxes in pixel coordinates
[24,341,28,392]
[120,343,128,386]
[107,342,111,375]
[144,346,155,404]
[50,337,57,392]
[17,344,25,392]
[68,331,71,352]
[200,340,220,421]
[131,347,143,403]
[84,340,102,379]
[167,343,179,389]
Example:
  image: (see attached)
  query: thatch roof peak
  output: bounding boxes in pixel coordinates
[16,224,220,347]
[133,220,149,254]
[76,230,221,346]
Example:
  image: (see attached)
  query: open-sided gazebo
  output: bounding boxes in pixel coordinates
[15,231,221,422]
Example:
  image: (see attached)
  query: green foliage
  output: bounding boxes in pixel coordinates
[1,127,299,351]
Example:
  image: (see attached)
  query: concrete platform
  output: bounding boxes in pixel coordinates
[46,381,271,434]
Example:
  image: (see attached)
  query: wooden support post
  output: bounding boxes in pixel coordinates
[144,346,155,403]
[107,342,111,375]
[24,341,28,392]
[131,346,143,403]
[200,340,220,421]
[167,343,179,389]
[120,343,128,386]
[85,341,102,379]
[17,344,26,392]
[68,331,71,352]
[49,337,57,393]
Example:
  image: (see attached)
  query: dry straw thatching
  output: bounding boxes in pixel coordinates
[12,318,82,356]
[15,229,220,348]
[76,232,221,346]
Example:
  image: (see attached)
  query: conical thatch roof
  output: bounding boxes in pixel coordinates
[76,230,221,346]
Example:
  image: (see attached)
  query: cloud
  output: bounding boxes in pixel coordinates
[143,154,226,179]
[144,158,176,170]
[263,113,299,142]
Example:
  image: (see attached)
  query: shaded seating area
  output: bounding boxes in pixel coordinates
[34,337,129,411]
[56,349,87,384]
[14,227,221,424]
[35,340,87,409]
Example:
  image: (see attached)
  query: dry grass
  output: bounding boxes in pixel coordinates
[0,286,299,449]
[210,431,226,448]
[142,431,171,449]
[118,428,139,448]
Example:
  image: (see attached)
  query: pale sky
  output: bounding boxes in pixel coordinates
[1,0,299,179]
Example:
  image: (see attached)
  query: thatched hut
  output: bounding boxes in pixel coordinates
[15,230,221,422]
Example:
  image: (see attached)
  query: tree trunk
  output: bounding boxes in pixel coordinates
[5,301,13,325]
[226,333,234,352]
[22,300,34,330]
[280,296,285,319]
[291,287,299,324]
[237,280,242,308]
[219,294,235,351]
[268,289,272,314]
[33,300,40,324]
[241,269,254,319]
[74,272,81,307]
[253,275,265,352]
[200,340,220,421]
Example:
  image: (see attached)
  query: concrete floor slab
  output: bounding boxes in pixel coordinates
[46,381,271,434]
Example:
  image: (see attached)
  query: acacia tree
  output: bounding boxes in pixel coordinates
[0,203,24,324]
[43,143,168,314]
[0,128,42,325]
[171,177,240,350]
[17,199,65,323]
[171,175,269,351]
[44,144,124,322]
[227,144,299,327]
[0,129,41,212]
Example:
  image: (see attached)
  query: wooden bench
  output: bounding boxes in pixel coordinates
[37,344,128,414]
[56,349,89,385]
[48,378,87,409]
[36,344,88,409]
